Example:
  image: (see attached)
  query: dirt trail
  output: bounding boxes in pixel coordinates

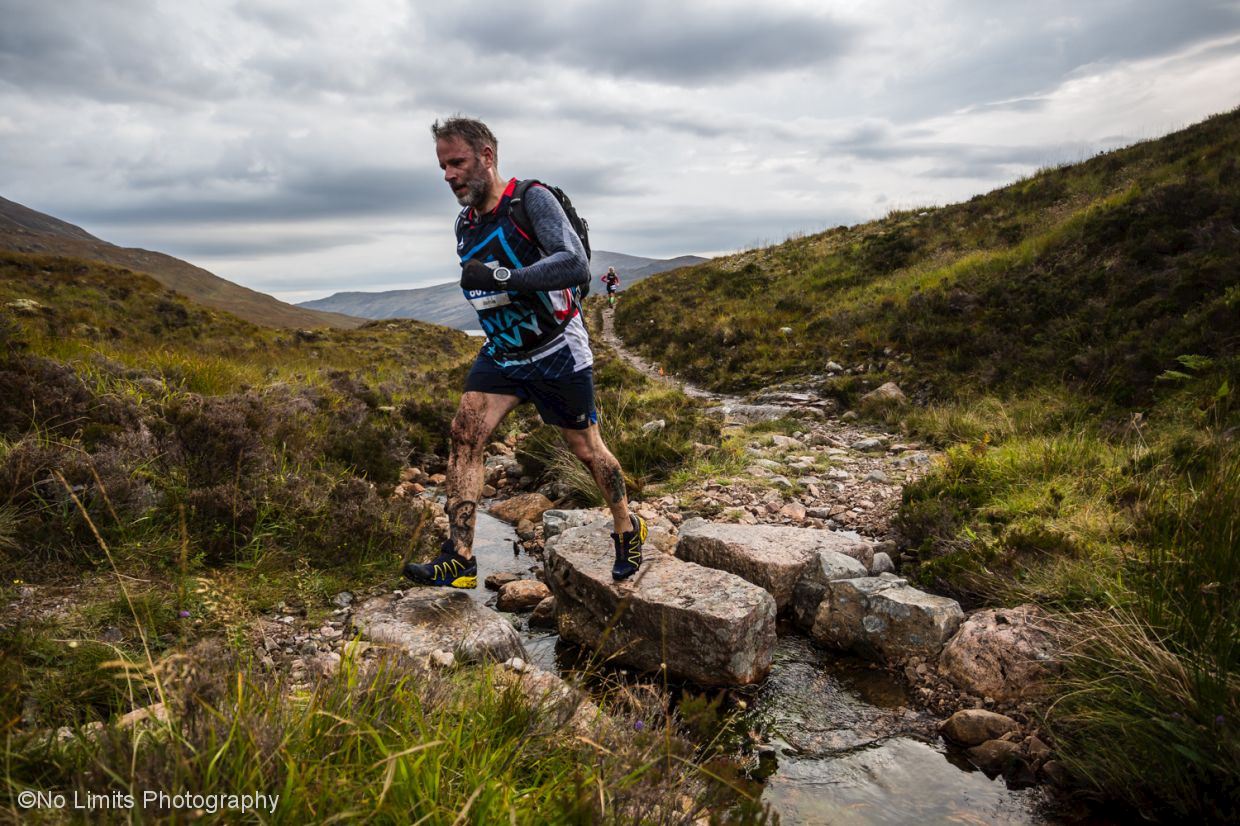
[599,306,936,541]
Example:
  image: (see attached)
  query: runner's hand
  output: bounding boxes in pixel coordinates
[460,259,500,290]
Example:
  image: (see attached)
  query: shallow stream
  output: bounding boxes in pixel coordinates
[470,512,1054,824]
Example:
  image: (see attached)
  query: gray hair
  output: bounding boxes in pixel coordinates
[430,116,498,160]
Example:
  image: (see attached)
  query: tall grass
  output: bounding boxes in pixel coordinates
[3,645,763,824]
[1048,446,1238,819]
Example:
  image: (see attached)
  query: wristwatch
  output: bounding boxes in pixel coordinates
[493,266,512,283]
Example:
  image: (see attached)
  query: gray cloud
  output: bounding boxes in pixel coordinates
[429,1,856,86]
[132,231,376,259]
[822,121,1102,178]
[879,0,1240,119]
[0,0,233,104]
[65,164,440,225]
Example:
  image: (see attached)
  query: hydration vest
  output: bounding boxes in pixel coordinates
[455,179,580,358]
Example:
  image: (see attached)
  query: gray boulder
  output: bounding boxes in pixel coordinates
[858,382,908,411]
[353,589,526,665]
[542,508,607,539]
[546,519,776,686]
[677,519,874,612]
[810,574,964,662]
[789,550,869,631]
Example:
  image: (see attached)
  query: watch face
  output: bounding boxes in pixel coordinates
[494,267,511,282]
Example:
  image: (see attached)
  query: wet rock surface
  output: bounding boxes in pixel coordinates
[545,517,776,686]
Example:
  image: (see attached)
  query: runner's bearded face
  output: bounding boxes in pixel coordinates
[437,137,490,210]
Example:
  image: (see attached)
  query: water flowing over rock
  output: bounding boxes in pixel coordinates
[810,574,964,662]
[545,518,776,686]
[939,605,1058,701]
[352,589,526,665]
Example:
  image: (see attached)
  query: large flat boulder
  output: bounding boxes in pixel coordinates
[811,574,964,662]
[676,519,873,612]
[789,550,869,631]
[352,589,526,665]
[546,518,776,686]
[939,605,1058,701]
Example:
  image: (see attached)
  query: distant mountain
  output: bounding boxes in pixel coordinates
[298,251,708,329]
[0,196,363,330]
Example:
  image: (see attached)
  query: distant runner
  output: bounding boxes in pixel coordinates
[602,267,620,307]
[403,116,647,588]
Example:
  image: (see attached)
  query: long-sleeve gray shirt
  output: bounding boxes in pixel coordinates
[507,184,590,292]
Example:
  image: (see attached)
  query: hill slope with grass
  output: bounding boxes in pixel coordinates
[618,108,1239,820]
[0,196,364,330]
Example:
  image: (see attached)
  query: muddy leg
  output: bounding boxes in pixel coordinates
[560,425,632,534]
[445,391,521,558]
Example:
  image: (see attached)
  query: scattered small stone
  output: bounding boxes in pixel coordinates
[967,739,1023,776]
[5,298,44,314]
[485,572,521,591]
[851,437,885,452]
[1040,759,1072,787]
[319,626,342,640]
[482,484,497,497]
[864,470,890,484]
[870,552,895,574]
[497,579,551,612]
[641,419,666,433]
[841,411,859,422]
[940,709,1019,747]
[331,591,354,609]
[429,650,456,669]
[528,596,557,628]
[780,502,807,521]
[1025,734,1052,763]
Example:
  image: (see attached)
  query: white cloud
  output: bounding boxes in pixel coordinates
[0,0,1237,301]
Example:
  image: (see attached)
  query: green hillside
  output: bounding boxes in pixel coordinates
[618,108,1238,406]
[619,109,1239,820]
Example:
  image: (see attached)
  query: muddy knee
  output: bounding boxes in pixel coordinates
[449,407,488,456]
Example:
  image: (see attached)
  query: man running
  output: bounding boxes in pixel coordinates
[602,267,621,307]
[403,116,647,588]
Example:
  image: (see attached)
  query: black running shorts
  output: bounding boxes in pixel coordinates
[464,353,599,430]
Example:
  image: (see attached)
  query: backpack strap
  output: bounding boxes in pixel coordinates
[506,179,587,333]
[507,179,541,248]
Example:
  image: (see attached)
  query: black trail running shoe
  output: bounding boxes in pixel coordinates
[403,540,478,588]
[611,514,647,581]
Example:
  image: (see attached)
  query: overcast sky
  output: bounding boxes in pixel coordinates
[2,1,1238,302]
